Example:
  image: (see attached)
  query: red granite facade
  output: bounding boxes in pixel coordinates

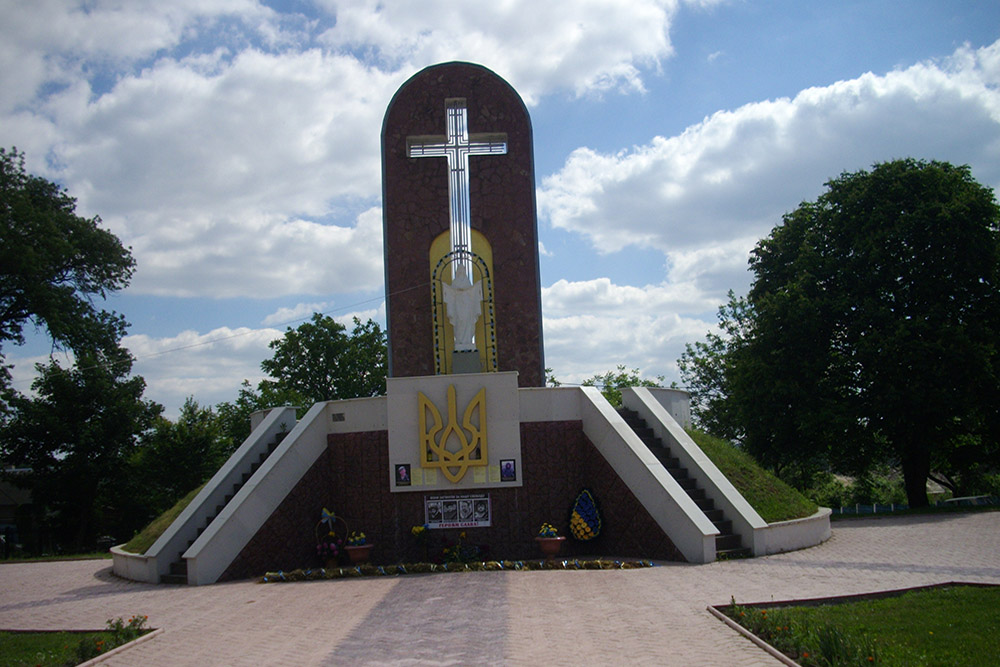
[221,421,682,580]
[381,62,544,387]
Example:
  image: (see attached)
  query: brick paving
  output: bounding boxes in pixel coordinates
[1,511,998,665]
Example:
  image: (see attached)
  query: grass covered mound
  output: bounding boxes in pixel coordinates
[122,484,204,554]
[722,584,999,666]
[688,429,818,523]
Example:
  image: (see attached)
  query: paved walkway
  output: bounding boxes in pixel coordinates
[2,512,998,666]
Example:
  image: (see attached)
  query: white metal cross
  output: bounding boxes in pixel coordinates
[407,98,507,278]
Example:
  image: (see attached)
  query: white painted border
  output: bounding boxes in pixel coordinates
[759,507,832,555]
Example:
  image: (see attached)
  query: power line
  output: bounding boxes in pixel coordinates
[5,279,431,387]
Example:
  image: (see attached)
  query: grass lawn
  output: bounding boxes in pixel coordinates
[689,429,819,522]
[0,630,106,667]
[0,617,150,667]
[725,584,1000,666]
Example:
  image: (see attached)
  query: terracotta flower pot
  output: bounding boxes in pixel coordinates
[535,536,566,560]
[345,544,374,564]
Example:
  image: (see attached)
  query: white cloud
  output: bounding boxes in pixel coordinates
[262,301,385,328]
[316,0,681,103]
[543,310,709,387]
[55,50,397,220]
[0,0,285,113]
[123,325,283,417]
[543,276,715,317]
[0,0,696,302]
[126,206,384,298]
[541,276,718,386]
[262,302,335,327]
[538,39,1000,300]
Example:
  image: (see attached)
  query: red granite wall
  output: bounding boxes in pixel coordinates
[221,421,682,580]
[382,61,544,387]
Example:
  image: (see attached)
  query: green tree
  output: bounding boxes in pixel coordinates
[0,346,161,550]
[0,148,135,407]
[259,314,386,404]
[215,315,387,446]
[681,159,1000,506]
[130,398,230,519]
[214,380,305,451]
[583,365,664,407]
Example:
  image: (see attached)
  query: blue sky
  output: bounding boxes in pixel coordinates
[3,0,999,417]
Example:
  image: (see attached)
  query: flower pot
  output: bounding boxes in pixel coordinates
[535,536,566,560]
[345,544,374,564]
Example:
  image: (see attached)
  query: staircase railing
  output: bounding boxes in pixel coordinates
[144,406,298,583]
[621,387,768,555]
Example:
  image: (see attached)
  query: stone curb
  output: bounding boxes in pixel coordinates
[706,605,799,667]
[77,627,164,666]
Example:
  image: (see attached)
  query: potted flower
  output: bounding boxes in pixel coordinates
[345,531,374,564]
[535,523,565,560]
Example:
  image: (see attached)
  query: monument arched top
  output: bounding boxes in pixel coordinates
[381,61,532,142]
[381,60,544,387]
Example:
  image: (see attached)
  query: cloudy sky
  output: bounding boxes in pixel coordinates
[3,0,999,417]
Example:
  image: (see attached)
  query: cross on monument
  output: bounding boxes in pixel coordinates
[407,98,507,278]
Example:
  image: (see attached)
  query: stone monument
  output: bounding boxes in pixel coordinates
[381,62,544,386]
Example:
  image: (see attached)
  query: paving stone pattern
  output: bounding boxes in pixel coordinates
[1,512,998,665]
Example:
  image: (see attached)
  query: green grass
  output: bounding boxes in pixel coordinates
[0,630,105,667]
[689,429,819,523]
[726,584,1000,666]
[0,617,150,667]
[122,483,205,554]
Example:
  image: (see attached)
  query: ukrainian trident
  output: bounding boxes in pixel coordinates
[418,385,487,483]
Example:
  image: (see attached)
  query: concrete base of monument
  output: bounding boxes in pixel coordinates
[112,385,831,585]
[450,350,481,374]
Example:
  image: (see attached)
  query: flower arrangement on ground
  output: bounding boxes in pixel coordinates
[315,507,347,565]
[317,532,343,561]
[441,530,486,563]
[569,489,602,541]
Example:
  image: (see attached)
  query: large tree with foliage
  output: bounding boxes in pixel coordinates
[215,315,387,446]
[259,314,387,404]
[680,159,1000,506]
[130,398,231,521]
[0,148,135,406]
[0,347,161,550]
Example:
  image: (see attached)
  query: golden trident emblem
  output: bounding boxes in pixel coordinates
[418,385,487,483]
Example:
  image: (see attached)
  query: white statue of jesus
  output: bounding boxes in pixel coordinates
[442,264,483,352]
